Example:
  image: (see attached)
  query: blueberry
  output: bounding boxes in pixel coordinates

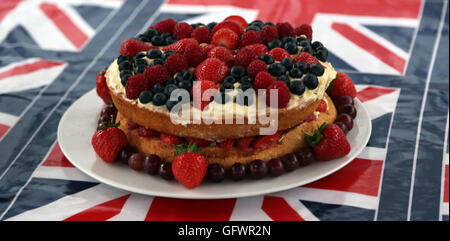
[289,68,303,78]
[118,61,132,71]
[160,32,172,39]
[278,75,290,88]
[289,81,305,95]
[260,54,274,64]
[264,21,274,26]
[223,75,237,84]
[120,70,133,79]
[246,25,261,32]
[147,49,162,59]
[239,75,252,84]
[294,61,309,73]
[117,55,130,64]
[134,58,148,66]
[177,80,192,91]
[220,81,235,92]
[206,22,217,31]
[298,39,311,48]
[315,47,328,62]
[152,92,167,106]
[136,34,150,42]
[166,99,179,111]
[134,64,147,74]
[151,35,165,46]
[249,20,264,27]
[133,52,146,61]
[311,41,323,50]
[214,92,231,104]
[165,78,178,86]
[281,57,293,70]
[144,28,159,38]
[282,36,296,44]
[303,74,318,89]
[121,73,132,86]
[149,58,164,66]
[152,83,165,93]
[162,50,176,60]
[268,63,286,77]
[139,90,153,104]
[267,39,282,50]
[309,63,324,76]
[165,37,177,45]
[238,82,253,91]
[176,70,193,82]
[284,42,298,54]
[163,84,178,97]
[230,66,246,78]
[296,36,309,45]
[301,45,314,55]
[190,23,204,29]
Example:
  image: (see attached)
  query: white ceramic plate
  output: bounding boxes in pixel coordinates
[58,89,371,199]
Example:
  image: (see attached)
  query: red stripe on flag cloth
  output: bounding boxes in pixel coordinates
[64,194,131,221]
[332,23,406,74]
[303,158,383,197]
[0,123,10,139]
[357,86,398,103]
[42,142,74,167]
[39,3,89,50]
[0,59,63,81]
[0,0,22,22]
[444,165,448,203]
[145,197,236,221]
[262,196,304,221]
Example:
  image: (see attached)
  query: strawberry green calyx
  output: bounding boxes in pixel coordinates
[101,116,120,130]
[174,142,202,156]
[304,123,328,147]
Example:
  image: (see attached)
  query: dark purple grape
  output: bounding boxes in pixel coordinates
[159,162,173,180]
[338,104,357,119]
[97,121,108,130]
[118,146,136,164]
[98,114,112,124]
[334,122,349,135]
[333,95,353,109]
[128,153,144,171]
[248,159,268,179]
[295,148,315,166]
[101,104,117,117]
[230,163,246,181]
[281,153,299,171]
[207,163,226,182]
[267,158,285,177]
[143,154,163,175]
[335,113,353,130]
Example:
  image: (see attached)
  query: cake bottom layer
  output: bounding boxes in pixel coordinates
[117,94,337,169]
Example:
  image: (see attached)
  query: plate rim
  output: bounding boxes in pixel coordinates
[57,89,372,199]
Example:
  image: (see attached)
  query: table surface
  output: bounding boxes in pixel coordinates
[0,0,448,221]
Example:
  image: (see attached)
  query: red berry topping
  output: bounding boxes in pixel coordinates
[295,24,313,41]
[186,137,212,148]
[328,72,357,99]
[236,136,255,152]
[240,30,261,47]
[269,47,291,61]
[247,59,268,79]
[208,46,235,67]
[260,25,279,44]
[243,44,268,58]
[266,81,290,108]
[153,18,177,34]
[293,52,321,66]
[144,65,170,87]
[234,47,257,68]
[195,58,229,84]
[137,126,158,138]
[211,28,239,50]
[254,71,276,90]
[191,80,218,110]
[172,143,208,189]
[119,39,153,59]
[125,74,149,99]
[224,15,248,29]
[162,38,199,54]
[191,26,211,44]
[253,132,281,151]
[276,22,295,38]
[183,42,207,67]
[96,69,113,105]
[212,20,244,36]
[202,44,216,54]
[91,120,127,163]
[307,124,351,161]
[164,53,188,76]
[172,22,194,40]
[218,139,234,150]
[316,99,327,112]
[160,132,184,145]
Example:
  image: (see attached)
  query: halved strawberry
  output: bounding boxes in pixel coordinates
[161,132,184,145]
[224,15,248,29]
[212,20,244,36]
[253,132,281,151]
[211,28,239,50]
[208,46,235,67]
[218,139,234,150]
[236,136,255,152]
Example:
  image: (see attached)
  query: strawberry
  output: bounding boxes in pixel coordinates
[212,20,244,36]
[254,71,276,90]
[224,15,248,29]
[293,52,321,66]
[137,126,158,138]
[253,132,281,151]
[143,65,169,87]
[191,26,211,44]
[269,47,291,61]
[211,28,239,50]
[295,24,313,41]
[234,47,257,68]
[96,68,113,105]
[160,132,184,145]
[172,22,193,39]
[260,25,279,44]
[195,58,229,84]
[236,136,255,152]
[276,22,295,38]
[172,142,208,189]
[208,46,235,66]
[246,59,267,79]
[266,81,290,108]
[305,124,351,161]
[91,118,127,163]
[153,18,177,34]
[186,137,211,148]
[119,39,153,59]
[163,53,188,76]
[316,99,327,112]
[162,38,199,54]
[328,72,357,99]
[202,44,216,54]
[125,74,149,99]
[240,30,261,47]
[191,80,218,110]
[218,139,234,150]
[243,44,268,58]
[183,42,206,67]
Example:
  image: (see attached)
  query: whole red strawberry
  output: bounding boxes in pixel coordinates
[212,20,244,36]
[224,15,248,29]
[305,124,351,161]
[119,39,152,59]
[153,18,177,34]
[191,80,218,110]
[91,118,127,163]
[195,58,229,84]
[172,143,208,189]
[96,69,113,105]
[211,28,239,50]
[328,72,357,99]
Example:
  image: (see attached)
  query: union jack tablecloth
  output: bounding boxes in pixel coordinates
[0,0,448,221]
